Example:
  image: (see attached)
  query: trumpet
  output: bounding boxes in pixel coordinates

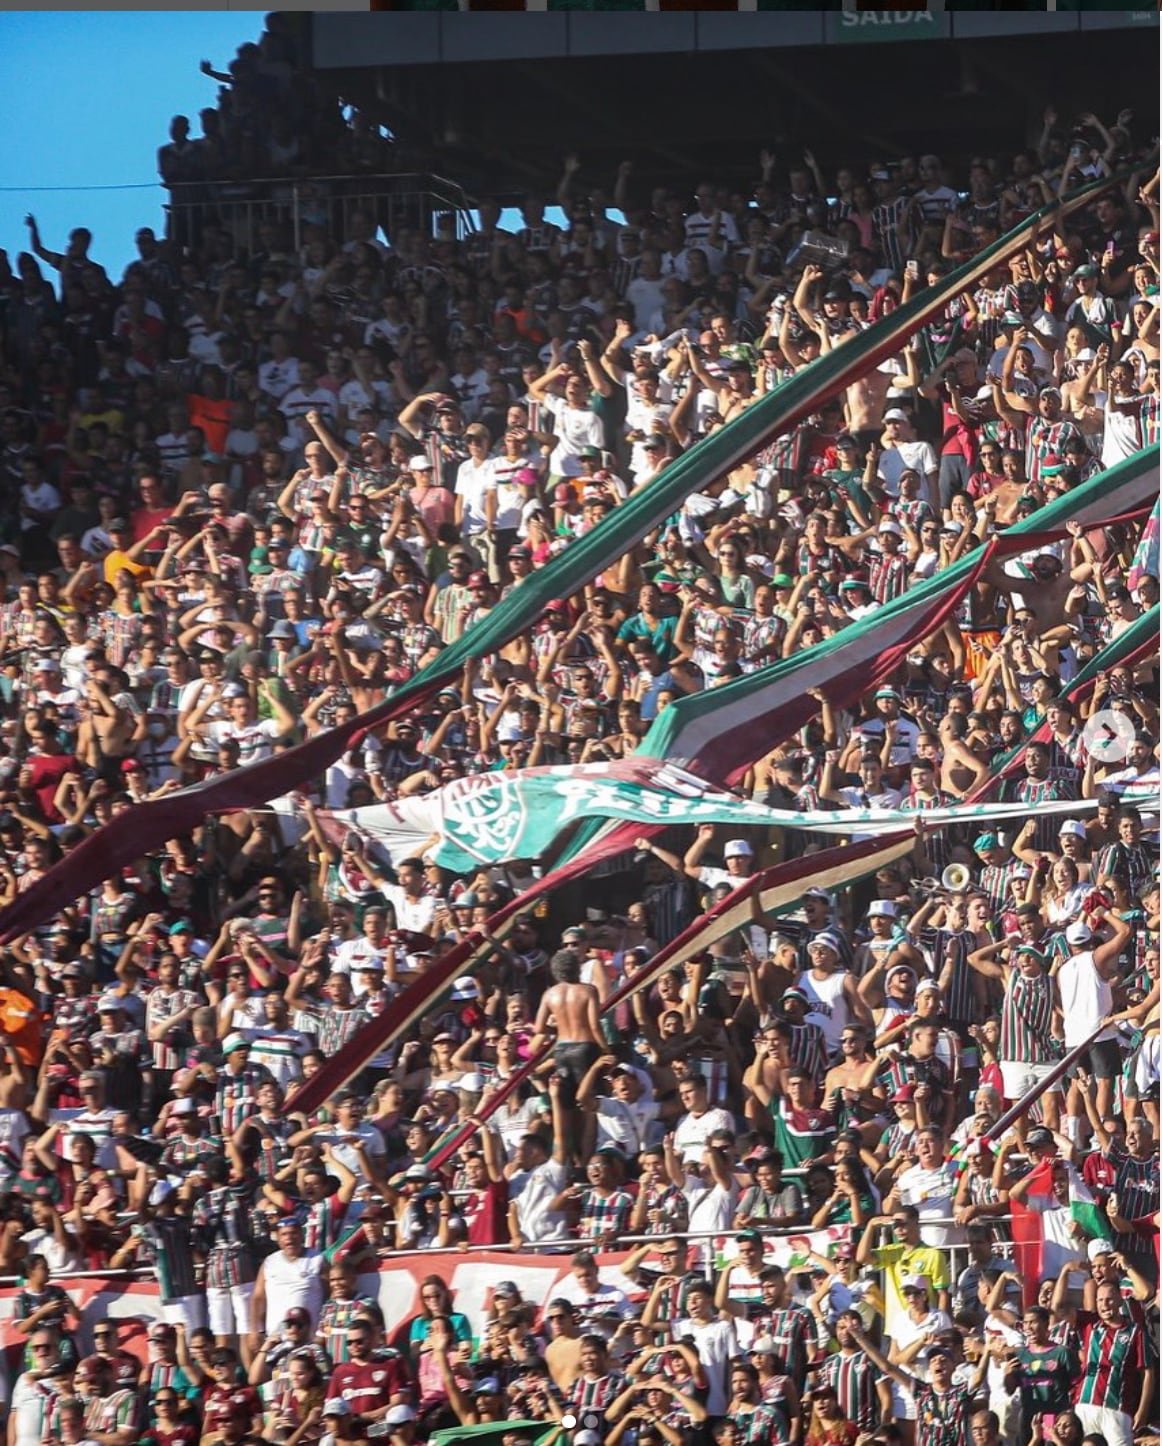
[913,863,973,896]
[941,863,973,893]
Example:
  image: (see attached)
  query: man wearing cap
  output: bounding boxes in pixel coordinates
[851,687,921,773]
[109,1177,204,1333]
[1058,908,1133,1129]
[89,995,150,1116]
[983,548,1074,639]
[428,548,476,644]
[971,832,1019,915]
[799,930,871,1059]
[577,1055,660,1159]
[967,936,1060,1126]
[996,361,1084,485]
[191,676,296,767]
[849,1319,978,1446]
[101,517,163,587]
[876,409,938,507]
[682,826,755,895]
[452,423,498,545]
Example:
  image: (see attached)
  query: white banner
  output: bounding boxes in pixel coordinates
[314,761,1146,868]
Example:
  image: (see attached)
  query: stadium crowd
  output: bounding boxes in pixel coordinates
[0,52,1158,1446]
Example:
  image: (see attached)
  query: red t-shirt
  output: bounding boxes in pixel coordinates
[464,1178,509,1246]
[326,1356,408,1417]
[203,1383,262,1433]
[24,752,78,823]
[140,1427,197,1446]
[130,505,172,545]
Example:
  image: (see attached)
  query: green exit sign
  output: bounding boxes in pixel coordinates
[827,11,952,42]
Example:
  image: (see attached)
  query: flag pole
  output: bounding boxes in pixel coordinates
[976,1023,1107,1153]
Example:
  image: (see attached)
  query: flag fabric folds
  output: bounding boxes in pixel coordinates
[324,764,1116,872]
[1010,1156,1109,1305]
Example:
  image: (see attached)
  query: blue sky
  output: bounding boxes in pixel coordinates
[0,13,264,283]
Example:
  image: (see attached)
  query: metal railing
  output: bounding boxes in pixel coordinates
[0,1216,1014,1281]
[164,171,477,254]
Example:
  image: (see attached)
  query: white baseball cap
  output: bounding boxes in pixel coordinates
[724,839,754,859]
[1065,920,1093,946]
[867,900,897,918]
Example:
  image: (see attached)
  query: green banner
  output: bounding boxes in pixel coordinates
[431,1422,558,1446]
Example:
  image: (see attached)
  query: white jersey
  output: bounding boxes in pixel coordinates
[798,968,851,1056]
[1056,949,1115,1049]
[207,717,283,766]
[262,1249,326,1331]
[1102,396,1142,466]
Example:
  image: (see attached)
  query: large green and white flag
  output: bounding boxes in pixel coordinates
[320,759,1135,872]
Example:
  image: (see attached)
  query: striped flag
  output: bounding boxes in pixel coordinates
[269,466,1158,1110]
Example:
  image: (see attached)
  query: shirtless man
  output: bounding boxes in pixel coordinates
[683,339,757,424]
[845,360,904,444]
[532,949,604,1160]
[982,547,1075,633]
[789,265,904,439]
[76,675,137,777]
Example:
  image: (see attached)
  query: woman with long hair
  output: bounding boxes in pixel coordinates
[805,1385,859,1446]
[810,1156,876,1241]
[265,1350,326,1445]
[407,1276,471,1361]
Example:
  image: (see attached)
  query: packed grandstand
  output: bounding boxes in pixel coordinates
[0,14,1158,1446]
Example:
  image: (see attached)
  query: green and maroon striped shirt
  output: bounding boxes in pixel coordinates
[1074,1314,1147,1414]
